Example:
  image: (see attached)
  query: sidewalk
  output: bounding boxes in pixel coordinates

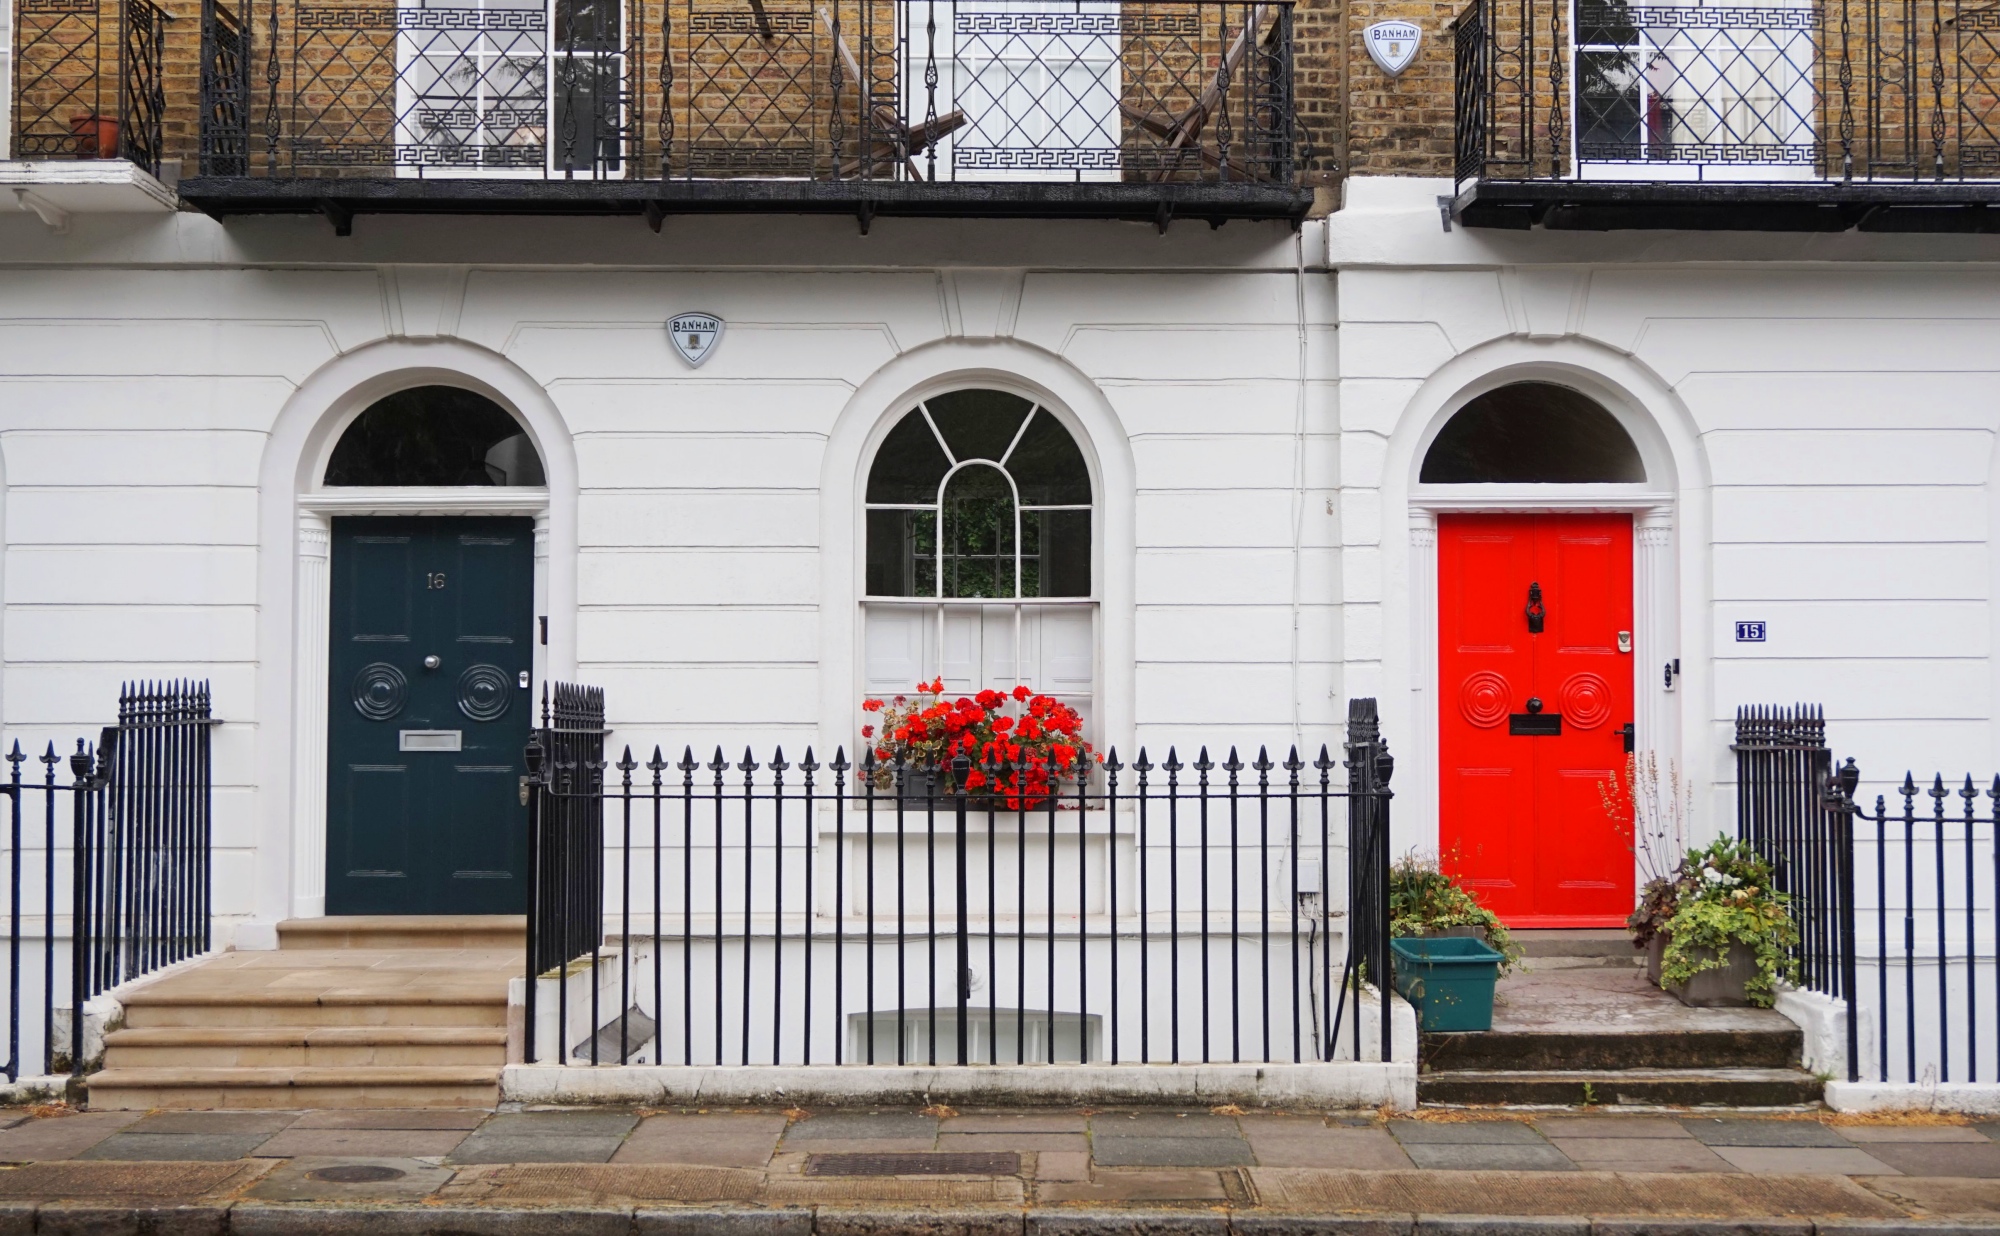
[0,1104,1995,1234]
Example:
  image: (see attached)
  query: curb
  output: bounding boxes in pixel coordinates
[0,1206,1986,1236]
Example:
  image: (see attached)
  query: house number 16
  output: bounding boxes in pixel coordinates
[427,572,447,590]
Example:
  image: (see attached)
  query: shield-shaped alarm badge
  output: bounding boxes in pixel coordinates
[669,312,723,368]
[1364,20,1422,77]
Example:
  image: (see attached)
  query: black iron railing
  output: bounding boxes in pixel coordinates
[522,693,1393,1067]
[1735,703,1997,1086]
[11,0,168,174]
[0,681,215,1082]
[1453,0,2000,187]
[523,681,607,1058]
[191,0,1295,187]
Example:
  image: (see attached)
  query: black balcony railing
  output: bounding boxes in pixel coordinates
[1451,0,2000,228]
[11,0,168,174]
[178,0,1307,225]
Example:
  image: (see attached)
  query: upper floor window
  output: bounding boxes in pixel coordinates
[325,385,546,487]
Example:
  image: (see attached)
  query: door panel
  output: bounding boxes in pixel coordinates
[1439,513,1635,926]
[327,516,535,915]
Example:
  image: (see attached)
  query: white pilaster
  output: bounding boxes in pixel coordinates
[534,511,552,693]
[292,510,332,919]
[1406,510,1439,844]
[1634,509,1678,769]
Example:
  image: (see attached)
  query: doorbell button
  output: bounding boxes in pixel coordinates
[423,655,442,670]
[1617,630,1632,653]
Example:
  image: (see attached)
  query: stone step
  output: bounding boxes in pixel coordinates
[1513,929,1644,970]
[119,992,508,1029]
[84,1065,502,1111]
[1418,1066,1825,1108]
[1421,1024,1803,1072]
[101,1025,507,1068]
[277,915,526,951]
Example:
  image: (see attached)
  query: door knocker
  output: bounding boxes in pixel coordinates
[1524,582,1545,634]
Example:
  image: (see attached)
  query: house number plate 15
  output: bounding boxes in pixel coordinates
[1735,621,1767,643]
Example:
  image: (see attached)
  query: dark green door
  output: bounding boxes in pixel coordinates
[327,516,534,915]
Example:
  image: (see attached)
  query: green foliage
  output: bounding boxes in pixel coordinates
[1389,850,1523,975]
[1655,836,1800,1007]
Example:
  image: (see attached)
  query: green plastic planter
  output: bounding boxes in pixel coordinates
[1390,935,1503,1032]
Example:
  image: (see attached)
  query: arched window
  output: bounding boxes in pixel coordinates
[862,389,1096,727]
[1421,381,1645,484]
[326,386,546,487]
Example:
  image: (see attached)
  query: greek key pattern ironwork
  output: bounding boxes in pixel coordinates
[1575,4,1817,29]
[689,11,813,32]
[17,0,94,15]
[1578,140,1822,162]
[956,10,1198,34]
[299,5,546,31]
[957,146,1123,169]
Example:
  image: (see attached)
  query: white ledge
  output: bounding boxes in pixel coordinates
[0,160,178,214]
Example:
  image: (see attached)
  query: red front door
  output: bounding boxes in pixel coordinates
[1438,513,1635,927]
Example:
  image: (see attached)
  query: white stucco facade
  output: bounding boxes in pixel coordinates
[0,174,1997,936]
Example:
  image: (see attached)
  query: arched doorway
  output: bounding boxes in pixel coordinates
[1424,383,1647,927]
[322,386,546,915]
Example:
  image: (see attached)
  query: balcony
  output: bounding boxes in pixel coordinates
[6,0,182,219]
[1450,0,2000,230]
[168,0,1309,227]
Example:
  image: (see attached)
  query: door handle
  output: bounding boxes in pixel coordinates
[423,655,442,671]
[1619,722,1635,753]
[1525,582,1545,634]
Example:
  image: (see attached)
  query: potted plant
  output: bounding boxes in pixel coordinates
[1601,752,1692,982]
[1389,850,1523,974]
[69,114,121,158]
[863,680,1095,810]
[1655,836,1800,1008]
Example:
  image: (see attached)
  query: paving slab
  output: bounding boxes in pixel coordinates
[250,1128,472,1158]
[288,1109,490,1130]
[1857,1144,2000,1179]
[242,1156,455,1202]
[783,1113,938,1141]
[446,1134,631,1164]
[1400,1144,1575,1172]
[1242,1126,1414,1170]
[1546,1138,1737,1173]
[938,1132,1088,1154]
[459,1163,764,1204]
[1857,1175,2000,1216]
[1682,1119,1856,1148]
[1089,1112,1240,1138]
[1034,1150,1090,1180]
[612,1113,787,1166]
[124,1113,299,1136]
[1252,1168,1900,1218]
[1037,1169,1229,1202]
[76,1133,277,1162]
[0,1160,271,1200]
[1533,1117,1695,1140]
[477,1111,640,1137]
[1839,1125,1997,1144]
[1711,1147,1903,1175]
[0,1112,140,1162]
[1090,1135,1255,1167]
[944,1112,1087,1134]
[1389,1121,1550,1146]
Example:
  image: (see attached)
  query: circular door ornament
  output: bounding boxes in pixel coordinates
[352,663,408,721]
[1458,671,1511,728]
[1560,672,1613,729]
[457,664,512,722]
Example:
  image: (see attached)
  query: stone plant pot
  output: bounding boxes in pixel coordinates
[1663,940,1760,1008]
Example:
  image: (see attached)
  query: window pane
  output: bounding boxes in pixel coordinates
[1578,49,1643,158]
[1024,509,1090,597]
[866,409,953,503]
[941,464,1016,598]
[326,385,543,486]
[926,388,1034,463]
[1420,382,1646,484]
[1008,408,1092,505]
[866,508,936,596]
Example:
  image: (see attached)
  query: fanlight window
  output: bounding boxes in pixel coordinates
[1421,382,1645,484]
[326,385,546,486]
[862,389,1095,725]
